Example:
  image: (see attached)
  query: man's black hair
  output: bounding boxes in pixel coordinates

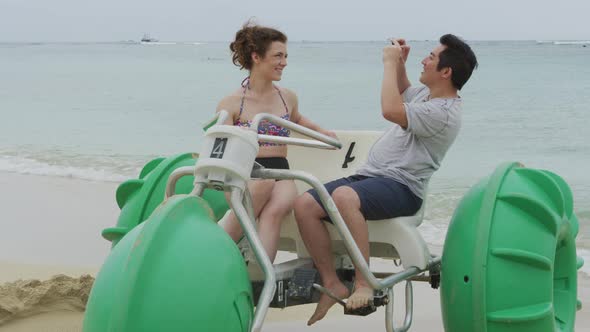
[438,34,478,90]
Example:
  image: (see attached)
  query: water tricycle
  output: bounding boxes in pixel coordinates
[83,111,584,331]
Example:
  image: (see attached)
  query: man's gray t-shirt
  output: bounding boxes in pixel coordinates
[356,85,462,199]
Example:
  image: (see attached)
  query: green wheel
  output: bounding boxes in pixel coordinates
[103,153,229,247]
[441,162,583,332]
[84,195,253,332]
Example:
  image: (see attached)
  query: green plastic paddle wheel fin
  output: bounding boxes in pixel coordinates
[441,162,581,332]
[102,153,228,247]
[84,195,253,332]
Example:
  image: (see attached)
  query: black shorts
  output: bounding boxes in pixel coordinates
[254,157,290,170]
[254,157,290,182]
[307,175,422,222]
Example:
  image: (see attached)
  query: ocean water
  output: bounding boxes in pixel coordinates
[1,41,589,273]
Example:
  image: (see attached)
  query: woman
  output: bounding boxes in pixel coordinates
[216,22,335,262]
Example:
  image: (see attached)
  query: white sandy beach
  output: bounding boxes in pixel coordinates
[0,171,588,331]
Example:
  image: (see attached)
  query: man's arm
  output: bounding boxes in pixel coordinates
[395,38,412,94]
[381,40,408,128]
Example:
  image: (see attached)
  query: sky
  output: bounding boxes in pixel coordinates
[1,0,588,42]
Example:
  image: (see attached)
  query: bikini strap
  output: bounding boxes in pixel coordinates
[275,86,289,115]
[236,77,250,122]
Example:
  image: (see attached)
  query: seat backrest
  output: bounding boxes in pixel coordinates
[288,130,381,192]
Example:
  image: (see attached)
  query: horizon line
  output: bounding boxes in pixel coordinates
[2,39,590,44]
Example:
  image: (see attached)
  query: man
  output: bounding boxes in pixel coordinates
[294,34,478,326]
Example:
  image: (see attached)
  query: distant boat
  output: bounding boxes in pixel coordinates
[553,41,590,45]
[537,40,590,46]
[140,34,159,44]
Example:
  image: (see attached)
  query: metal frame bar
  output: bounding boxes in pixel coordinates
[165,166,195,199]
[165,159,442,332]
[251,168,442,291]
[386,281,414,332]
[229,188,276,332]
[257,134,336,149]
[251,113,342,149]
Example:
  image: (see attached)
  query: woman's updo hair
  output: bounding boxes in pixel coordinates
[230,22,287,70]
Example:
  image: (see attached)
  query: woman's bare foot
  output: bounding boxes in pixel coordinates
[307,282,350,326]
[346,286,374,310]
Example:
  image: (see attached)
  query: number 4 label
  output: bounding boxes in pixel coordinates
[210,138,228,159]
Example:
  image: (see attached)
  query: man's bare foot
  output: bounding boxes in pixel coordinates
[346,286,374,310]
[307,282,350,326]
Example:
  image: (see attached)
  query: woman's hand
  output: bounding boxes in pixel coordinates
[320,129,338,139]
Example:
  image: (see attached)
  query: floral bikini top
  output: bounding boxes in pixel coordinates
[234,78,291,147]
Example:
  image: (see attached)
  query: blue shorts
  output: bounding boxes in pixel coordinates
[307,175,422,222]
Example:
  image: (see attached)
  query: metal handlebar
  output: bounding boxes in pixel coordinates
[251,113,342,150]
[205,110,341,150]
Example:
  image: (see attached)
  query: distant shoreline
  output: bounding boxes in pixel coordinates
[2,39,590,44]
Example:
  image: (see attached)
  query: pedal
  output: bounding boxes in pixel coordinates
[344,303,377,316]
[287,268,319,302]
[372,290,388,307]
[343,290,387,316]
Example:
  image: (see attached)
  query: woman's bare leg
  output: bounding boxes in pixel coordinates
[256,180,298,262]
[221,179,275,241]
